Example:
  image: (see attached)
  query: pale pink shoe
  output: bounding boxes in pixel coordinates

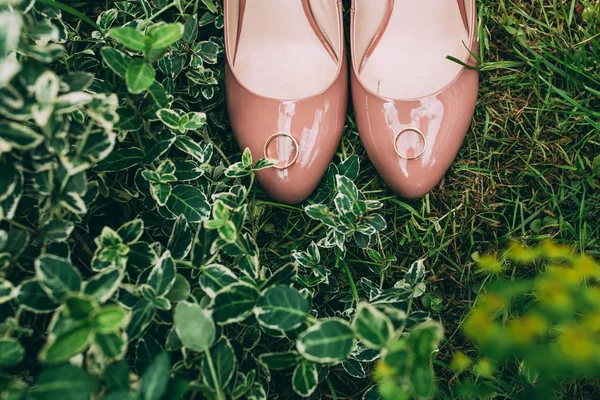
[224,0,347,204]
[350,0,479,198]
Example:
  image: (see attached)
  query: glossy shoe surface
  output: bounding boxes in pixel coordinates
[225,0,348,204]
[351,0,479,198]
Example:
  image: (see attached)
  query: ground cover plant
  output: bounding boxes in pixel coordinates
[0,0,599,399]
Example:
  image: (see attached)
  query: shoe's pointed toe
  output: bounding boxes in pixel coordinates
[351,68,479,199]
[224,0,347,205]
[226,63,348,205]
[350,0,480,198]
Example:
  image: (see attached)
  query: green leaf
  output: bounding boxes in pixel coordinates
[342,358,366,378]
[101,47,131,77]
[0,338,24,366]
[126,300,156,340]
[54,92,94,114]
[96,147,145,172]
[35,364,99,400]
[116,219,144,244]
[182,16,198,42]
[126,60,156,94]
[167,215,193,259]
[35,254,82,302]
[40,322,94,363]
[0,278,15,304]
[259,352,299,371]
[194,40,219,64]
[165,274,191,303]
[242,147,253,168]
[255,285,309,331]
[405,259,426,288]
[93,305,128,334]
[174,301,215,352]
[109,27,147,51]
[16,280,58,313]
[201,337,236,391]
[411,364,435,398]
[297,319,354,364]
[165,185,210,223]
[292,361,318,397]
[407,321,444,360]
[66,295,98,319]
[83,268,124,303]
[0,12,22,58]
[353,303,394,349]
[0,122,44,151]
[0,163,18,202]
[34,70,59,104]
[157,109,181,129]
[148,23,184,49]
[150,182,172,206]
[95,332,126,359]
[43,219,74,242]
[174,135,209,161]
[141,352,170,400]
[182,112,207,130]
[211,282,259,324]
[148,251,176,297]
[199,264,238,298]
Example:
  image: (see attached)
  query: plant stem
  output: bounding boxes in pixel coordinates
[36,0,99,30]
[326,378,339,400]
[7,219,35,234]
[341,258,360,303]
[146,2,177,24]
[205,350,226,400]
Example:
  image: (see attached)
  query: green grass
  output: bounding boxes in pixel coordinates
[234,1,600,397]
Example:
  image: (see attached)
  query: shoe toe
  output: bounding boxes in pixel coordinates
[352,69,479,198]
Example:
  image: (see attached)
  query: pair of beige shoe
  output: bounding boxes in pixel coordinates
[225,0,479,204]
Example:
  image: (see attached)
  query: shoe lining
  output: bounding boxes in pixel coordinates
[356,0,470,99]
[231,0,340,99]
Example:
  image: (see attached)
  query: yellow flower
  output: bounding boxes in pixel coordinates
[534,278,573,311]
[508,313,547,345]
[546,265,580,286]
[582,312,600,333]
[478,294,506,313]
[474,358,496,378]
[540,241,573,261]
[573,255,600,279]
[557,326,594,362]
[374,361,396,380]
[450,352,472,373]
[505,242,538,264]
[477,254,505,274]
[465,309,497,341]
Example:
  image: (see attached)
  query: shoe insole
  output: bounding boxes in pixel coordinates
[360,0,469,99]
[234,0,338,99]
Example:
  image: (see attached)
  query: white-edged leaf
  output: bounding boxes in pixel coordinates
[297,319,354,364]
[352,303,394,350]
[84,268,123,302]
[199,264,238,298]
[201,337,236,391]
[147,251,176,297]
[254,285,309,332]
[211,282,259,325]
[35,254,82,302]
[126,60,155,94]
[165,185,210,223]
[174,301,215,352]
[292,361,318,397]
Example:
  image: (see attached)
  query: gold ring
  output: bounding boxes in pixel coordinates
[394,128,427,160]
[263,132,299,170]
